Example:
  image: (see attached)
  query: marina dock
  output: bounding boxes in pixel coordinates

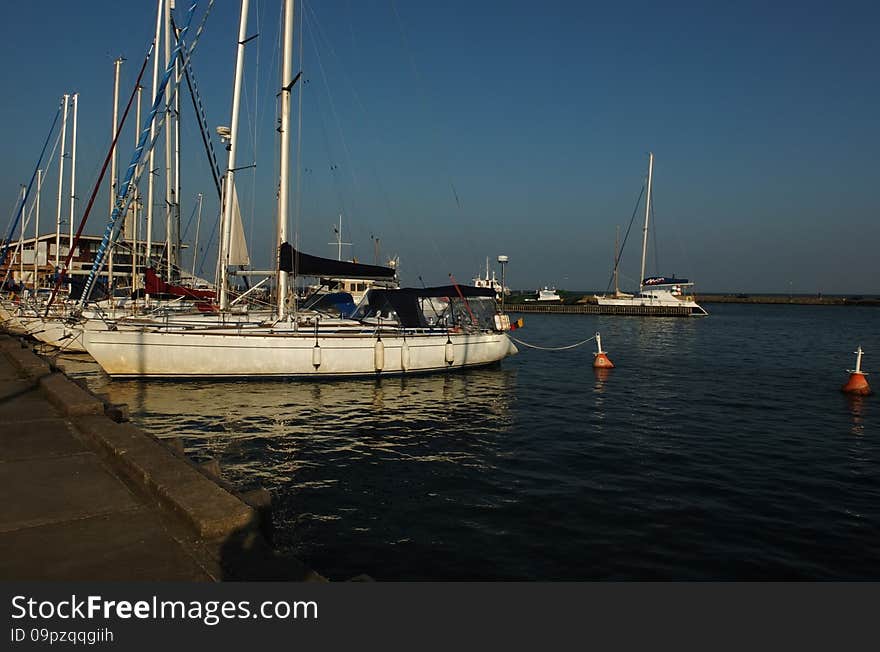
[0,334,321,581]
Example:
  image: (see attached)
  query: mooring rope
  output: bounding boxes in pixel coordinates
[508,334,597,352]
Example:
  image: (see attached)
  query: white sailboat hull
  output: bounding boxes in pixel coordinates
[83,327,518,378]
[28,318,87,352]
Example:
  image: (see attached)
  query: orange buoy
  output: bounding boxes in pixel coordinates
[842,346,871,396]
[593,332,614,369]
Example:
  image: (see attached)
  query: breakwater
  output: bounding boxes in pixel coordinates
[504,294,879,314]
[698,294,879,306]
[508,303,693,316]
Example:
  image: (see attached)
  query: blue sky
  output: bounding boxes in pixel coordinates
[1,0,877,294]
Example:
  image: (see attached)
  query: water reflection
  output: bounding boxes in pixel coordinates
[592,367,612,391]
[846,394,868,436]
[60,354,518,475]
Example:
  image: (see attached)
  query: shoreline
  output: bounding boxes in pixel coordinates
[506,294,880,308]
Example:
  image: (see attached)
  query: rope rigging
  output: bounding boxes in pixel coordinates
[604,184,644,294]
[0,106,61,271]
[78,0,215,308]
[1,127,65,289]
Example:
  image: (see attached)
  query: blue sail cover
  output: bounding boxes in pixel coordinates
[643,276,690,286]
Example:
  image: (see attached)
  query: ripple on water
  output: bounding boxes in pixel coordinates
[64,305,880,579]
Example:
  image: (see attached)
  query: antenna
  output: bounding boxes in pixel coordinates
[328,214,351,261]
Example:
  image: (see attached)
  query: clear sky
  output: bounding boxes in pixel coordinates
[1,0,877,294]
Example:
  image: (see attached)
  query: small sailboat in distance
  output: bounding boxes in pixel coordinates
[595,152,707,317]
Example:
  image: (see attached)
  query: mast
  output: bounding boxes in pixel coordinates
[219,0,250,311]
[174,38,182,281]
[54,94,69,268]
[18,186,25,283]
[68,93,78,256]
[192,192,203,280]
[146,0,163,302]
[293,7,304,316]
[109,59,123,301]
[329,214,350,261]
[638,151,654,293]
[276,0,294,319]
[132,85,143,299]
[164,0,174,280]
[613,225,620,296]
[34,170,42,287]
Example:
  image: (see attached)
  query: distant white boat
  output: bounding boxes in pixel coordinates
[595,152,707,317]
[524,286,562,303]
[537,287,561,302]
[471,257,509,301]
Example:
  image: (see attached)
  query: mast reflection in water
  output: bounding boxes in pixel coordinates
[61,357,520,578]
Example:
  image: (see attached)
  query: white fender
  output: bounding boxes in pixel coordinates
[400,339,410,371]
[312,345,321,368]
[374,339,385,371]
[445,340,454,365]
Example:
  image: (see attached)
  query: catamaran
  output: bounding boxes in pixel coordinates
[594,152,707,316]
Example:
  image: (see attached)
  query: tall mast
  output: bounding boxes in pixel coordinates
[638,151,654,293]
[276,0,295,319]
[109,59,122,299]
[164,0,174,280]
[173,37,182,281]
[34,169,42,287]
[68,93,78,255]
[110,60,122,223]
[146,0,163,299]
[54,94,69,268]
[219,0,250,311]
[133,85,143,296]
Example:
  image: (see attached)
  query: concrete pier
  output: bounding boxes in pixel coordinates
[0,334,322,581]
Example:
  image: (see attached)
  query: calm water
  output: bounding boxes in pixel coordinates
[60,304,879,580]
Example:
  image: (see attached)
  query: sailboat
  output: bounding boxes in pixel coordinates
[81,0,518,378]
[594,152,707,317]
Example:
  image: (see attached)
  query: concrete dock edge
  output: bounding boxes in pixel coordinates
[2,336,257,540]
[1,333,327,581]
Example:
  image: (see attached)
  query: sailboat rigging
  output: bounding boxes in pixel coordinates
[80,0,518,378]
